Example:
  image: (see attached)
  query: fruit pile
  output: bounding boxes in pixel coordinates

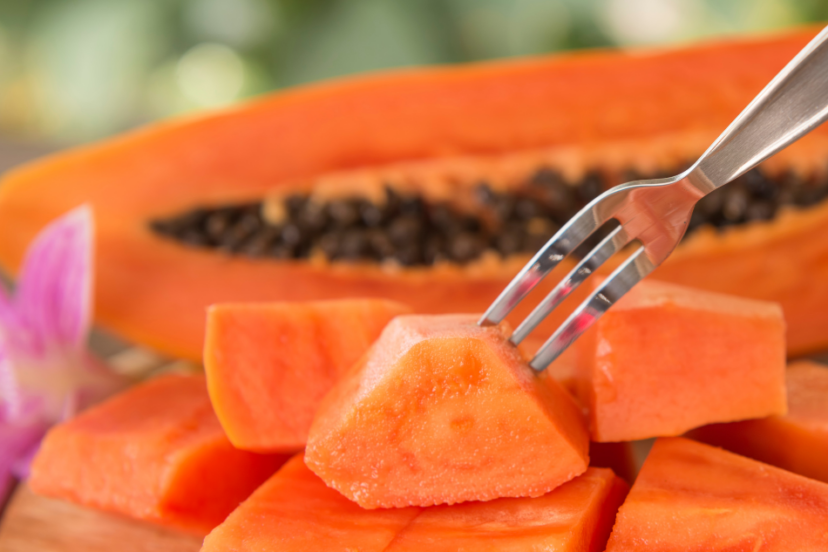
[4,25,828,552]
[28,278,828,550]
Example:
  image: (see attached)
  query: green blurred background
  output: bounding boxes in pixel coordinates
[0,0,826,146]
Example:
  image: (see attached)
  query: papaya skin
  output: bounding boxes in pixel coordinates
[1,28,827,360]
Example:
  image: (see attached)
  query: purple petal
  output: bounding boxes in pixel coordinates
[14,205,93,351]
[0,283,15,327]
[0,420,47,503]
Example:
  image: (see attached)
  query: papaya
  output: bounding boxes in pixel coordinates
[202,454,627,552]
[605,437,828,550]
[565,278,786,442]
[305,314,589,508]
[688,361,828,484]
[383,468,628,552]
[2,29,828,360]
[203,298,410,453]
[201,454,421,552]
[29,374,289,534]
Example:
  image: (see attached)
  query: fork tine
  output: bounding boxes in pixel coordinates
[528,244,656,371]
[478,203,605,326]
[509,224,631,346]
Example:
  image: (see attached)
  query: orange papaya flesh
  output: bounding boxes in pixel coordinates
[688,361,828,484]
[384,467,628,552]
[203,456,627,552]
[29,374,289,534]
[201,454,421,552]
[605,437,828,551]
[305,314,589,508]
[565,278,786,442]
[203,299,410,453]
[2,29,828,361]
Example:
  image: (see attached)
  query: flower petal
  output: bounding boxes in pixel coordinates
[14,205,93,351]
[0,282,15,327]
[0,420,47,504]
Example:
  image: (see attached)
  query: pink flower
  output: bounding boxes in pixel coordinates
[0,206,125,501]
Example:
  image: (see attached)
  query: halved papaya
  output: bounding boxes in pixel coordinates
[1,29,828,360]
[29,374,289,534]
[204,299,410,452]
[305,314,589,508]
[202,454,627,552]
[566,278,786,442]
[605,437,828,550]
[688,361,828,484]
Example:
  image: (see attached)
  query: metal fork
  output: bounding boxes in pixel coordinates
[480,25,828,371]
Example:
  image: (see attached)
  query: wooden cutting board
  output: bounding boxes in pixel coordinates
[0,485,202,552]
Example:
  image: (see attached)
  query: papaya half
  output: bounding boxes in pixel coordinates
[1,28,827,360]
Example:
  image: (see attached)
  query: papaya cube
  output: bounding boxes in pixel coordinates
[606,437,828,550]
[202,455,421,552]
[30,374,289,534]
[385,467,628,552]
[203,456,627,552]
[305,314,590,508]
[204,299,410,452]
[689,361,828,484]
[569,279,786,441]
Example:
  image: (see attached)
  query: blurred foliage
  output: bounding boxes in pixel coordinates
[0,0,825,143]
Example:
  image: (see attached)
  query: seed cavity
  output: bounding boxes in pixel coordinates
[150,166,828,267]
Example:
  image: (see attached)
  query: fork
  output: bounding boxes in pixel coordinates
[479,25,828,371]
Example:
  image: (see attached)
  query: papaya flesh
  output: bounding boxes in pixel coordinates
[202,454,628,552]
[568,278,786,442]
[201,454,421,552]
[305,314,589,508]
[204,298,410,453]
[688,361,828,484]
[2,30,828,360]
[605,437,828,550]
[383,468,628,552]
[29,374,289,535]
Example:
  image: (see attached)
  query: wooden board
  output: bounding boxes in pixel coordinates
[0,484,202,552]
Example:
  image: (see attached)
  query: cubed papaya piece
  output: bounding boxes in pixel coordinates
[203,455,627,552]
[688,361,828,484]
[30,374,288,534]
[201,454,421,552]
[605,437,828,550]
[204,299,410,452]
[306,314,589,508]
[568,279,786,441]
[385,467,628,552]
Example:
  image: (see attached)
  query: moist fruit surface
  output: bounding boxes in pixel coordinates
[201,454,421,552]
[605,437,828,551]
[305,314,589,508]
[203,454,628,552]
[568,278,787,442]
[29,374,289,534]
[204,299,410,452]
[688,361,828,484]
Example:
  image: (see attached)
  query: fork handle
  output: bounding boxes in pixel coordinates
[692,26,828,192]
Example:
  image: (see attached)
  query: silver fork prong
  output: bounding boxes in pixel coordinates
[509,224,631,346]
[528,244,656,371]
[478,202,606,326]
